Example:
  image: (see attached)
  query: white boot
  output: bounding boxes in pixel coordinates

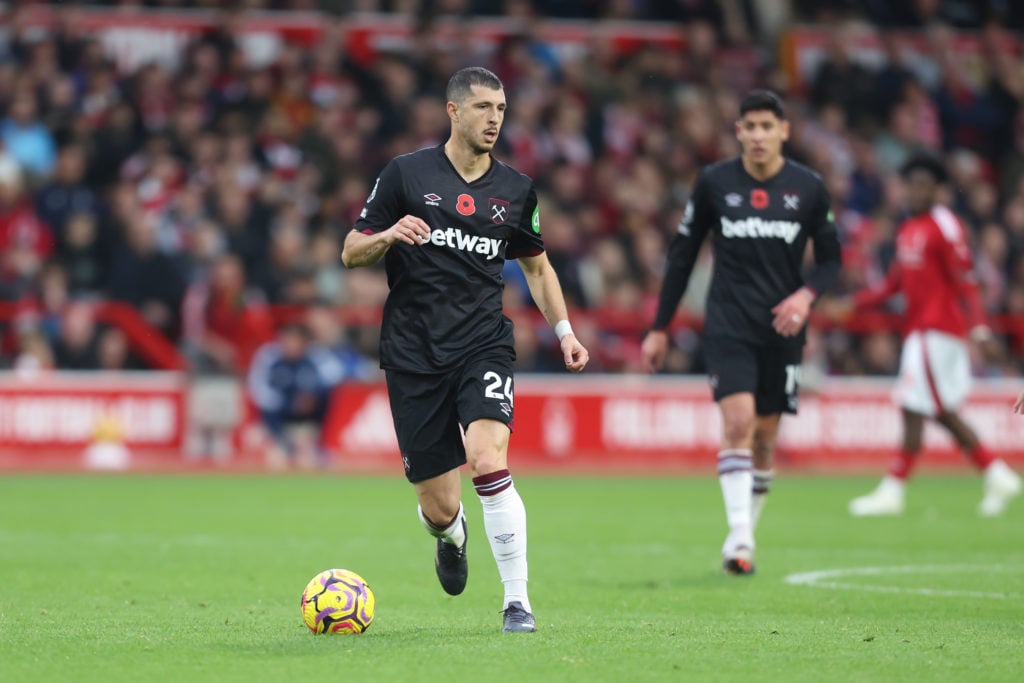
[849,476,906,516]
[979,460,1022,517]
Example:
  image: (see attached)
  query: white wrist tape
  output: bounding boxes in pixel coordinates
[554,320,574,341]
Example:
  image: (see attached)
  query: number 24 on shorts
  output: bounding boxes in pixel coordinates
[483,371,513,406]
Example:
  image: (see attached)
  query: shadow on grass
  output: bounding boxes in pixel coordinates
[205,621,526,657]
[573,569,760,592]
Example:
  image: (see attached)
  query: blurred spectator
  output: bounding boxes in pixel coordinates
[211,177,271,276]
[52,301,100,370]
[97,326,141,370]
[106,210,186,337]
[509,309,571,373]
[0,6,1021,382]
[89,103,142,190]
[252,203,311,303]
[304,302,377,381]
[33,261,70,343]
[874,33,914,122]
[57,212,107,297]
[0,162,52,300]
[246,321,345,470]
[809,25,878,132]
[932,53,1003,160]
[0,89,56,179]
[308,230,347,304]
[859,331,902,376]
[182,252,274,374]
[13,328,55,377]
[156,181,207,265]
[847,136,885,215]
[35,142,98,240]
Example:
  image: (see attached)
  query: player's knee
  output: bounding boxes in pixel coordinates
[420,497,461,526]
[467,448,506,477]
[722,415,756,447]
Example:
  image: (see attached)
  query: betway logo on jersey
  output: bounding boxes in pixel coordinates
[720,217,802,244]
[425,227,504,259]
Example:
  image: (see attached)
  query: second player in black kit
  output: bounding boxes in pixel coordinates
[342,67,589,632]
[642,90,841,575]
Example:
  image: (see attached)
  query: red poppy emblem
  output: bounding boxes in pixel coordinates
[456,194,476,216]
[750,189,769,210]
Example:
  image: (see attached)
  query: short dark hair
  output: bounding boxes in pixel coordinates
[446,67,504,104]
[900,152,948,184]
[739,89,786,119]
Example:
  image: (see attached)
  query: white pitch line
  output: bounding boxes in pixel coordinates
[783,564,1023,600]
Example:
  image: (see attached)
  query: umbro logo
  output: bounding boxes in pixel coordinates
[424,193,442,206]
[784,193,800,210]
[725,193,742,207]
[493,533,515,544]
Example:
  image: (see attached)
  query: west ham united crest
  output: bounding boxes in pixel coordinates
[489,198,509,224]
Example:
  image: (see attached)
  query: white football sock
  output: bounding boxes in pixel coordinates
[718,449,754,548]
[478,483,530,612]
[417,502,466,548]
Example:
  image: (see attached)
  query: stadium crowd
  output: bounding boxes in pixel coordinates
[1,1,1024,381]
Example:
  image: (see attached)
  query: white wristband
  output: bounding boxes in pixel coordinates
[554,319,574,341]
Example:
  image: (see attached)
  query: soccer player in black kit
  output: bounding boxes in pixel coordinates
[341,67,589,631]
[641,90,841,575]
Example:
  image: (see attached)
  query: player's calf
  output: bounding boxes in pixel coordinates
[419,503,469,595]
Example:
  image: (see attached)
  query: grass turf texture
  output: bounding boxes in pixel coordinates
[0,475,1021,683]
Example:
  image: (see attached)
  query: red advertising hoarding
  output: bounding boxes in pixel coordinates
[322,377,1024,474]
[2,373,1021,473]
[0,372,186,466]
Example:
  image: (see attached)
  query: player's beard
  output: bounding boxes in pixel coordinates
[468,131,496,155]
[458,118,497,155]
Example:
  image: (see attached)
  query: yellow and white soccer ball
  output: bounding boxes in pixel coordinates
[300,568,375,634]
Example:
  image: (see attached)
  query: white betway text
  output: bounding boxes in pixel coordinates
[720,217,801,244]
[425,227,504,260]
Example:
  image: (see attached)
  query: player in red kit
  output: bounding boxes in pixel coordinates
[842,154,1021,517]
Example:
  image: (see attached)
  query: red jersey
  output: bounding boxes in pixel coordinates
[855,205,986,339]
[0,203,53,258]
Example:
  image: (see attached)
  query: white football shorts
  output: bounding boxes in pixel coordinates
[894,329,971,417]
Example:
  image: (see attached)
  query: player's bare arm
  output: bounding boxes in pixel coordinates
[341,215,432,268]
[771,286,815,337]
[1013,391,1024,415]
[517,252,589,372]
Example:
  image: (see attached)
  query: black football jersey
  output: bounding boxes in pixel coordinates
[353,145,544,373]
[653,157,841,342]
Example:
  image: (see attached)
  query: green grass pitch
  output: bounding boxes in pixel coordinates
[0,474,1021,682]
